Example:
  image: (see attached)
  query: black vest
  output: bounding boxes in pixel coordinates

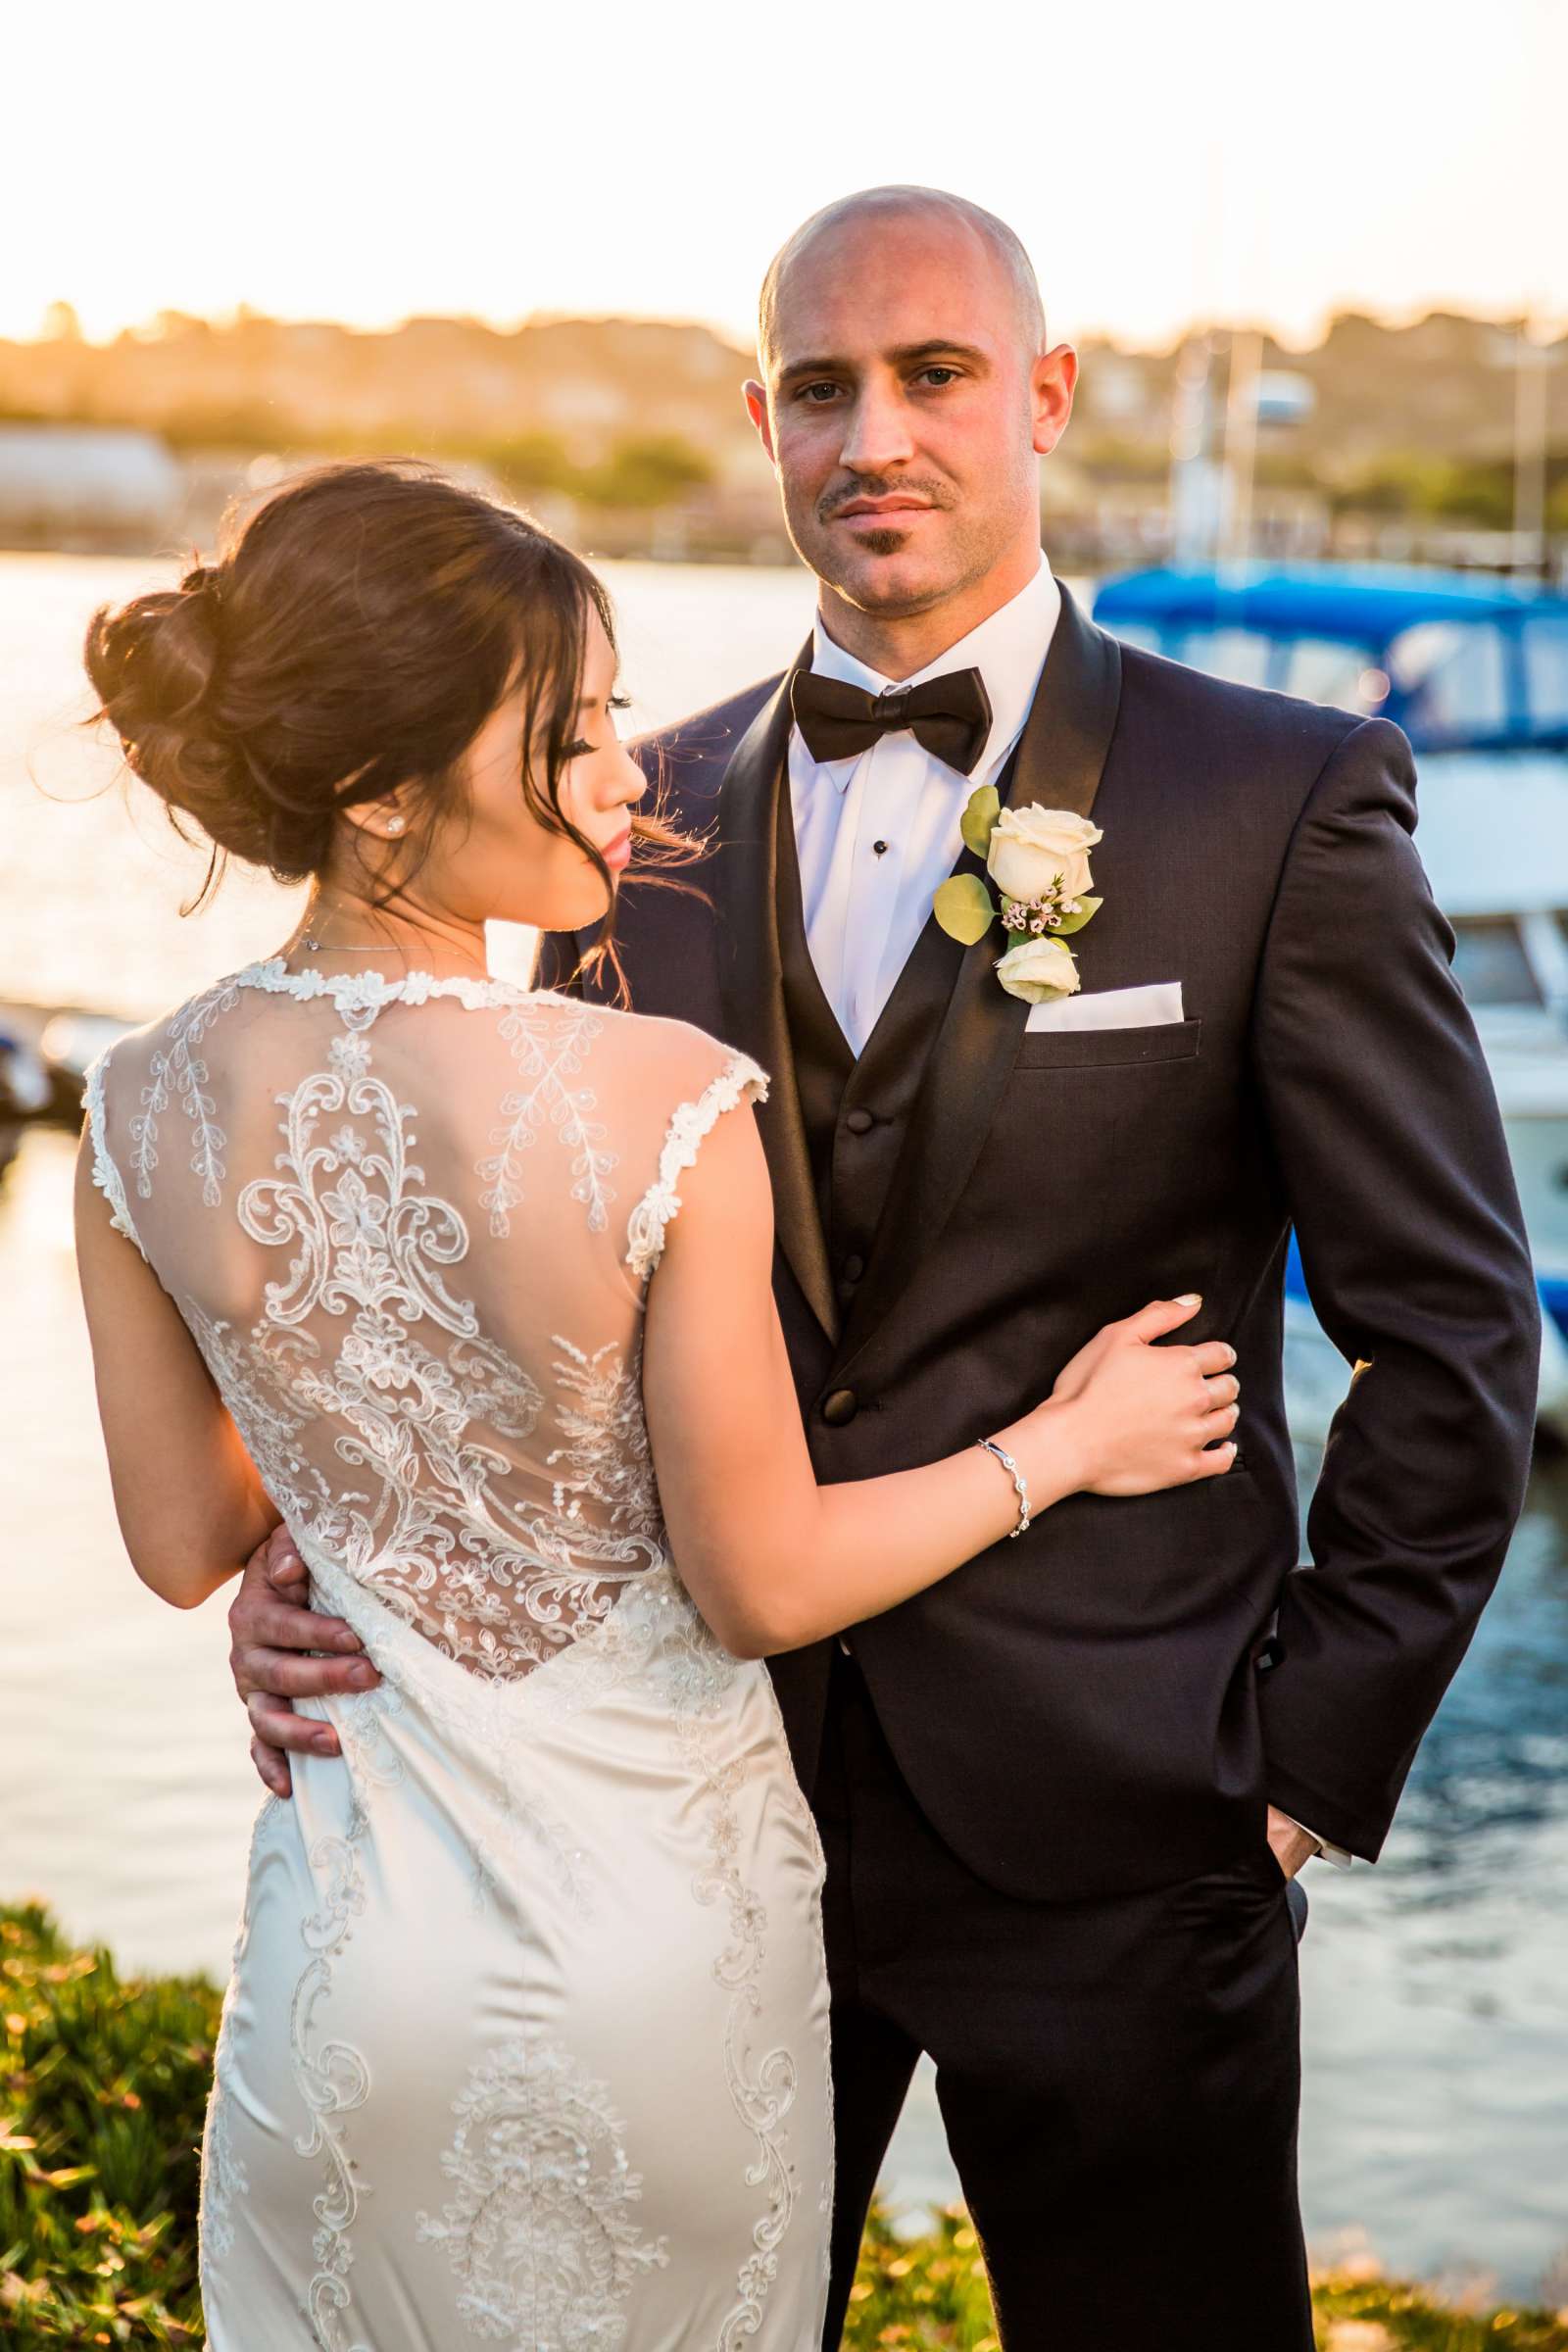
[774,741,1020,1322]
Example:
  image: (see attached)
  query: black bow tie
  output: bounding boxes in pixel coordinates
[790,663,994,777]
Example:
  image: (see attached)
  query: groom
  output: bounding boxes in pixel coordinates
[228,188,1540,2346]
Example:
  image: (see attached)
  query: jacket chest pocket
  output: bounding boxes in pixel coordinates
[1013,1016,1203,1073]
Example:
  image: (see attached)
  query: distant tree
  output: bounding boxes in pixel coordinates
[157,402,287,451]
[581,434,713,510]
[1329,453,1451,518]
[1428,461,1514,530]
[1068,433,1169,484]
[40,301,81,342]
[471,432,576,494]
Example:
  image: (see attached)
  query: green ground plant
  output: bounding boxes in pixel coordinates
[3,1902,1565,2350]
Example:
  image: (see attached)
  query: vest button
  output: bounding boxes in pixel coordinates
[821,1388,858,1427]
[842,1253,865,1283]
[844,1108,875,1135]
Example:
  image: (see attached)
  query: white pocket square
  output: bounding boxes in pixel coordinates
[1025,981,1185,1033]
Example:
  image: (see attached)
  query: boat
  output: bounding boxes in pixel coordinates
[1093,564,1568,1443]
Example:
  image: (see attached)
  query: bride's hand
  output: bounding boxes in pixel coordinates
[1043,1296,1240,1496]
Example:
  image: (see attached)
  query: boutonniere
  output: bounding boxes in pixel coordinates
[933,790,1104,1004]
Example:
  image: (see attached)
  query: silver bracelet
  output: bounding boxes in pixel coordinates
[975,1437,1032,1539]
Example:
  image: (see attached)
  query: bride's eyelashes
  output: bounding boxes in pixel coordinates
[564,691,632,760]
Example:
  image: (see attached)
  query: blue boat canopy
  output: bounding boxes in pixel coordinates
[1092,564,1568,752]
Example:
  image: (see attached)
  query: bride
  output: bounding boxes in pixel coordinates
[74,461,1242,2350]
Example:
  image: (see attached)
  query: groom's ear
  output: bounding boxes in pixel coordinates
[1031,342,1079,458]
[744,378,777,469]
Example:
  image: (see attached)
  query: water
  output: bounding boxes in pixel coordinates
[2,552,1566,2301]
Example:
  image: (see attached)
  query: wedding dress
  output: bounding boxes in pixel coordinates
[84,962,833,2351]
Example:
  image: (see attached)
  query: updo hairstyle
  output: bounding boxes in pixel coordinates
[84,460,666,939]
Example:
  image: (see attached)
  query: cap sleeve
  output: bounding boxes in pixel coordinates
[82,1049,148,1260]
[624,1049,769,1284]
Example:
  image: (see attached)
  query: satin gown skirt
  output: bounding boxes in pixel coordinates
[199,1556,834,2351]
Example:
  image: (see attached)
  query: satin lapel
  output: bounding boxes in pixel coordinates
[833,587,1124,1373]
[713,644,839,1342]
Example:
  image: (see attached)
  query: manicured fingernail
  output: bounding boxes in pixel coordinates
[348,1661,376,1687]
[1176,1293,1202,1306]
[335,1629,363,1651]
[313,1732,337,1753]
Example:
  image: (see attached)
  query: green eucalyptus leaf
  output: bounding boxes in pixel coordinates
[1052,896,1102,937]
[959,784,1002,859]
[933,873,998,945]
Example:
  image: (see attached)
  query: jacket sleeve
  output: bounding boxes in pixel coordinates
[1252,715,1540,1859]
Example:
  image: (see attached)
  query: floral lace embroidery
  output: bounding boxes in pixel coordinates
[660,1617,800,2346]
[209,1029,661,1681]
[197,1798,279,2278]
[286,1684,405,2351]
[233,957,538,1028]
[129,974,242,1205]
[416,2034,670,2345]
[547,1331,663,1548]
[242,1041,481,1337]
[292,1809,372,2351]
[478,998,616,1238]
[624,1054,769,1283]
[82,1053,145,1258]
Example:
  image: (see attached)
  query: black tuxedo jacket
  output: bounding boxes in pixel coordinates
[541,585,1540,1900]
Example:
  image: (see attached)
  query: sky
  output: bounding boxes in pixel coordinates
[5,0,1564,354]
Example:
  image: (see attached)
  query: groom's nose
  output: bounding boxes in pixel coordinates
[837,375,916,476]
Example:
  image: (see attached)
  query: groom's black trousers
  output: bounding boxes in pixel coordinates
[817,1648,1314,2351]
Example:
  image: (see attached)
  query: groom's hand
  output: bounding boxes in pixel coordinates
[1265,1805,1317,1882]
[227,1526,380,1799]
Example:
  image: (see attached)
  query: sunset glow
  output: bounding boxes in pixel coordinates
[6,0,1564,354]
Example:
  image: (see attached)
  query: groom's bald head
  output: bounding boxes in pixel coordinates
[744,182,1074,655]
[758,186,1048,368]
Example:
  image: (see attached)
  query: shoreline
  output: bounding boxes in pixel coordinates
[6,1899,1566,2351]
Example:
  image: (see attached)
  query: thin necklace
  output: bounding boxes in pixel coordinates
[295,922,486,976]
[299,933,403,953]
[294,900,487,975]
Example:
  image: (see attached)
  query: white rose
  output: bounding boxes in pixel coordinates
[987,806,1102,906]
[995,935,1081,1004]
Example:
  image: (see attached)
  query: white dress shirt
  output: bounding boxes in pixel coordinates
[788,555,1060,1057]
[787,552,1349,1874]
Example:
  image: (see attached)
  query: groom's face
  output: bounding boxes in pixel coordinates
[747,211,1071,623]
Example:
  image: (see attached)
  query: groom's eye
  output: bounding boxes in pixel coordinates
[797,381,841,404]
[916,367,962,388]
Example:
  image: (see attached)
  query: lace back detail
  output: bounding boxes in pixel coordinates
[83,971,768,1691]
[624,1054,769,1285]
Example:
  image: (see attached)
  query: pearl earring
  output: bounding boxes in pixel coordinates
[385,814,406,836]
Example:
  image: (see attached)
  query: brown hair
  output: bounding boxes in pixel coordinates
[84,459,691,979]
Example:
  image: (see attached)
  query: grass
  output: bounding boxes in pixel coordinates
[3,1901,1564,2350]
[1,1903,208,2346]
[842,2198,1568,2348]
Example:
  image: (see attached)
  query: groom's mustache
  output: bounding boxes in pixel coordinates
[817,475,958,524]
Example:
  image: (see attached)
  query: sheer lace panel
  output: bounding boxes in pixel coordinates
[88,966,768,1683]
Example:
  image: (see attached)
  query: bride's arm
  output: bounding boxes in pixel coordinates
[74,1140,278,1608]
[640,1100,1238,1659]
